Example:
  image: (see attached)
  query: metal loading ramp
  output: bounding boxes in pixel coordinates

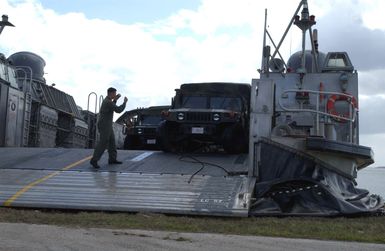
[0,148,254,217]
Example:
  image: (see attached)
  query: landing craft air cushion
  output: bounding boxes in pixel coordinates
[0,1,383,216]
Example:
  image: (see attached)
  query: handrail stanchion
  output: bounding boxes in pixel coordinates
[99,95,104,112]
[87,92,97,114]
[87,92,98,148]
[349,101,353,143]
[316,94,320,136]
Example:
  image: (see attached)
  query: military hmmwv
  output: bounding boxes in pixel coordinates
[0,1,383,216]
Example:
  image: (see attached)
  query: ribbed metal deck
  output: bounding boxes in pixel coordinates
[0,148,254,217]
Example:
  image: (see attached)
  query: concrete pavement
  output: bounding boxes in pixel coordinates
[0,222,384,251]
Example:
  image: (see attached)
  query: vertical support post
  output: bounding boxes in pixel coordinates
[248,79,275,180]
[248,80,258,178]
[316,93,320,136]
[301,30,306,71]
[309,28,319,72]
[349,100,353,143]
[261,9,268,72]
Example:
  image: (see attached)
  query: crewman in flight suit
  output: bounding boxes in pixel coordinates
[90,87,128,169]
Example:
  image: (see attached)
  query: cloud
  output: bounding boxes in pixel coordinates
[1,0,270,111]
[360,133,385,167]
[359,69,385,96]
[359,95,385,135]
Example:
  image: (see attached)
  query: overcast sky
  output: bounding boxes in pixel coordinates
[1,0,385,166]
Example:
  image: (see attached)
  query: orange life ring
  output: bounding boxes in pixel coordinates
[326,94,358,122]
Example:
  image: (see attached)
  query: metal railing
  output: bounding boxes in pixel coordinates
[15,66,33,93]
[278,89,358,143]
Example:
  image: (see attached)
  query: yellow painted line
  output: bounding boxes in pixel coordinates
[3,155,92,207]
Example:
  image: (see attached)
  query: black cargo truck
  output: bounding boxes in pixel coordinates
[159,82,250,153]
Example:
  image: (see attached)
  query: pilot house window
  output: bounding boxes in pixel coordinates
[326,53,348,68]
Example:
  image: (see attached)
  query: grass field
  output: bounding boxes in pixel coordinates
[0,208,384,244]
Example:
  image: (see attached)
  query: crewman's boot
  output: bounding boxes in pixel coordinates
[108,159,123,164]
[90,159,100,169]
